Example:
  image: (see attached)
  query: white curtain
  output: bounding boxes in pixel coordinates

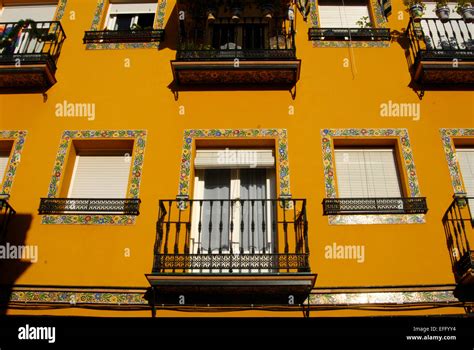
[201,169,230,252]
[240,169,267,253]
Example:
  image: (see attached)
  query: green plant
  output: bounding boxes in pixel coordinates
[435,0,449,8]
[403,0,426,10]
[455,0,472,14]
[355,16,372,28]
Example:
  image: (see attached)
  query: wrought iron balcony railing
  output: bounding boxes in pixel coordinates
[38,198,141,215]
[442,196,474,284]
[406,18,474,64]
[0,21,66,68]
[177,16,296,61]
[0,198,16,241]
[322,197,428,215]
[308,27,391,41]
[83,29,164,44]
[153,198,310,274]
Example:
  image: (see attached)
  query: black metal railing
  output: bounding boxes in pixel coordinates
[406,18,474,65]
[0,21,66,68]
[177,17,296,61]
[308,27,391,41]
[83,29,164,44]
[153,198,310,273]
[38,198,141,215]
[322,197,428,215]
[0,198,16,241]
[442,196,473,282]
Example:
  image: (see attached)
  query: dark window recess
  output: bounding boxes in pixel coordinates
[212,24,236,48]
[137,13,155,29]
[115,14,135,30]
[244,24,265,49]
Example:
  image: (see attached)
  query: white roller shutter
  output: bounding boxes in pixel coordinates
[457,148,474,196]
[335,149,402,198]
[108,2,157,15]
[0,153,9,184]
[0,5,57,22]
[194,149,275,169]
[68,154,131,198]
[318,4,370,28]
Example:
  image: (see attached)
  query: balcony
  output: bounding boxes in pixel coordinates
[0,197,16,241]
[38,198,141,215]
[308,27,391,41]
[0,21,66,93]
[443,196,474,285]
[83,29,165,44]
[322,197,428,215]
[146,198,316,306]
[171,1,300,88]
[406,18,474,87]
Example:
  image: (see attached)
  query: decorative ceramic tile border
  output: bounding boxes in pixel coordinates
[309,290,458,305]
[309,0,389,48]
[321,128,425,225]
[86,0,167,50]
[0,131,27,195]
[178,129,291,198]
[10,288,148,305]
[42,130,147,225]
[440,128,474,194]
[8,286,459,307]
[54,0,68,21]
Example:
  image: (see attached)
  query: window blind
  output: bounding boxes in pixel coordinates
[0,153,9,185]
[108,2,157,15]
[318,4,370,28]
[194,149,275,169]
[68,154,131,198]
[335,148,402,198]
[457,148,474,196]
[0,5,57,22]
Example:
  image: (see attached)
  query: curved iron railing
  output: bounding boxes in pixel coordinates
[0,198,16,241]
[442,196,474,283]
[0,21,66,69]
[38,198,141,215]
[153,198,310,273]
[322,197,428,215]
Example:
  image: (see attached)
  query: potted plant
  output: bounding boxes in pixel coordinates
[355,16,374,39]
[435,0,451,22]
[403,0,426,22]
[455,0,474,22]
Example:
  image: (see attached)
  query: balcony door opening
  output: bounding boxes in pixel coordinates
[190,148,276,272]
[456,147,474,216]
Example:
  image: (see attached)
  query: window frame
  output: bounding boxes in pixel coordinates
[0,131,27,196]
[321,128,425,225]
[41,130,147,225]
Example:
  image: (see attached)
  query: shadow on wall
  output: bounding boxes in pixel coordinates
[159,3,178,52]
[0,213,33,315]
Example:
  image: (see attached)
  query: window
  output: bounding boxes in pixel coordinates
[0,3,57,22]
[456,148,474,212]
[0,151,10,185]
[334,148,403,198]
[67,152,131,199]
[191,149,276,257]
[105,2,157,30]
[318,0,371,28]
[211,23,267,50]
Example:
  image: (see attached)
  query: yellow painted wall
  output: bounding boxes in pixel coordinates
[0,0,473,317]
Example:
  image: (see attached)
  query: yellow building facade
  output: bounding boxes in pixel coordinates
[0,0,473,318]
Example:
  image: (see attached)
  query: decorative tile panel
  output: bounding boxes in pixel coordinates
[178,129,291,198]
[0,131,28,195]
[440,128,474,194]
